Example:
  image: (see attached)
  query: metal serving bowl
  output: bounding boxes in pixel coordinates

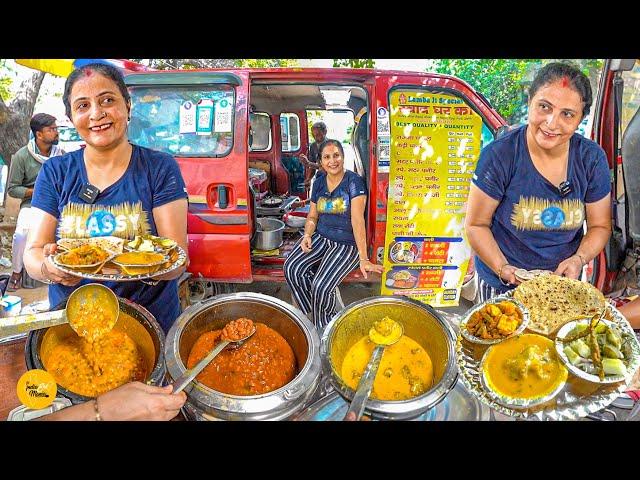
[320,295,458,420]
[26,297,165,404]
[165,292,321,421]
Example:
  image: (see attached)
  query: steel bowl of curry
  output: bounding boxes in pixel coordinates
[320,295,458,420]
[26,297,165,404]
[111,251,168,275]
[164,292,322,421]
[480,333,568,409]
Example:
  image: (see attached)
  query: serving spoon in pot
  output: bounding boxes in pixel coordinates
[344,317,404,421]
[172,318,257,394]
[0,283,119,340]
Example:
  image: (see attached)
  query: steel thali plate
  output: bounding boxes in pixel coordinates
[50,246,187,282]
[456,299,640,420]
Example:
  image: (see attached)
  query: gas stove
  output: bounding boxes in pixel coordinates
[256,195,298,216]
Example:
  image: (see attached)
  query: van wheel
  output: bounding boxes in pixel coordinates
[185,279,237,305]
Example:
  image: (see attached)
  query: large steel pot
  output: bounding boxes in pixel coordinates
[26,297,166,405]
[252,217,284,250]
[320,295,458,420]
[165,292,321,420]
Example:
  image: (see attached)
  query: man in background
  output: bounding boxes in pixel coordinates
[299,121,327,194]
[6,113,65,291]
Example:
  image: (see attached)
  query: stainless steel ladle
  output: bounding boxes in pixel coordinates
[344,318,404,421]
[0,283,119,340]
[171,323,257,394]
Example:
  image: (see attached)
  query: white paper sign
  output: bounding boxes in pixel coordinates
[214,98,233,133]
[179,101,196,134]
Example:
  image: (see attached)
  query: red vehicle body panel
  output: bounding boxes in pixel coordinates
[125,67,507,285]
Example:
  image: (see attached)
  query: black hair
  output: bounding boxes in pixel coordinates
[319,139,344,159]
[63,62,131,120]
[528,62,592,120]
[30,113,57,136]
[312,121,327,134]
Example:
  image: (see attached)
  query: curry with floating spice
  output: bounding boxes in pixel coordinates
[46,320,146,397]
[187,322,296,395]
[482,334,567,400]
[341,334,434,400]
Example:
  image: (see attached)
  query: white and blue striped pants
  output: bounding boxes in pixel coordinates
[284,233,359,331]
[476,275,514,303]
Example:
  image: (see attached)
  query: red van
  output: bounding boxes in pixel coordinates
[123,67,506,297]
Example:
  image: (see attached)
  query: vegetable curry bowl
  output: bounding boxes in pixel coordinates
[321,295,458,420]
[26,297,166,404]
[165,292,322,421]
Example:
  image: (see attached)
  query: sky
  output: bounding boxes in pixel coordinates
[6,59,432,123]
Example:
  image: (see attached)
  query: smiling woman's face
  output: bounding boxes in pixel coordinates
[69,72,130,151]
[320,144,344,175]
[527,79,583,152]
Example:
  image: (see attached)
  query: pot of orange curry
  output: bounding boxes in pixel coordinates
[164,292,322,421]
[26,297,165,404]
[320,295,458,420]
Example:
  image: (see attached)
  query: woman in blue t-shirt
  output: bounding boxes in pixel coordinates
[23,63,189,333]
[465,62,612,301]
[284,140,383,330]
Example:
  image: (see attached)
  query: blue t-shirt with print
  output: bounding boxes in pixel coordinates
[31,144,188,332]
[311,170,367,245]
[472,125,610,289]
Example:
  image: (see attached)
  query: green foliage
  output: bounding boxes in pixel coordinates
[0,60,14,101]
[235,59,299,68]
[431,59,604,124]
[433,59,533,122]
[333,59,375,69]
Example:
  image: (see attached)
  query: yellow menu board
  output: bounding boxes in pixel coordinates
[381,90,482,306]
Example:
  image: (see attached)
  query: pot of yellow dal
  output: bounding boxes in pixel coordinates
[26,297,165,405]
[320,295,458,420]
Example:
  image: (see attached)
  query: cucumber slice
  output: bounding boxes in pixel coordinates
[602,358,628,376]
[571,338,591,358]
[563,346,581,365]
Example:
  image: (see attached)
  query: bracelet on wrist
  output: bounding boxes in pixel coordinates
[40,262,54,285]
[574,253,586,267]
[497,263,511,286]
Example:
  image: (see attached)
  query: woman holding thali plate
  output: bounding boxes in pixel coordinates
[23,62,189,333]
[465,62,611,302]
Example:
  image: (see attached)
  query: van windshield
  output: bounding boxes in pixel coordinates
[128,85,235,157]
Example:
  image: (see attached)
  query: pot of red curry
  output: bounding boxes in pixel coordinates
[320,295,458,420]
[165,292,321,421]
[26,297,166,404]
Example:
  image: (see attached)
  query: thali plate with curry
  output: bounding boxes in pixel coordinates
[456,279,640,419]
[51,243,187,282]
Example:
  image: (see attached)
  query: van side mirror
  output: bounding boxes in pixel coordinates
[610,59,635,72]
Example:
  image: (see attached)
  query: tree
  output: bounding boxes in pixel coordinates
[235,59,298,68]
[131,59,299,70]
[131,59,237,70]
[431,59,604,124]
[333,59,375,69]
[0,65,46,167]
[0,60,12,101]
[432,59,533,123]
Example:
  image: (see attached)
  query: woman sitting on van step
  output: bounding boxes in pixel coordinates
[284,140,383,330]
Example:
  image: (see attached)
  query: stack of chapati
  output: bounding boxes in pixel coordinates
[57,236,125,254]
[513,274,605,335]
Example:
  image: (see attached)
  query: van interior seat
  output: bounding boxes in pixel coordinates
[249,159,271,185]
[281,155,306,195]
